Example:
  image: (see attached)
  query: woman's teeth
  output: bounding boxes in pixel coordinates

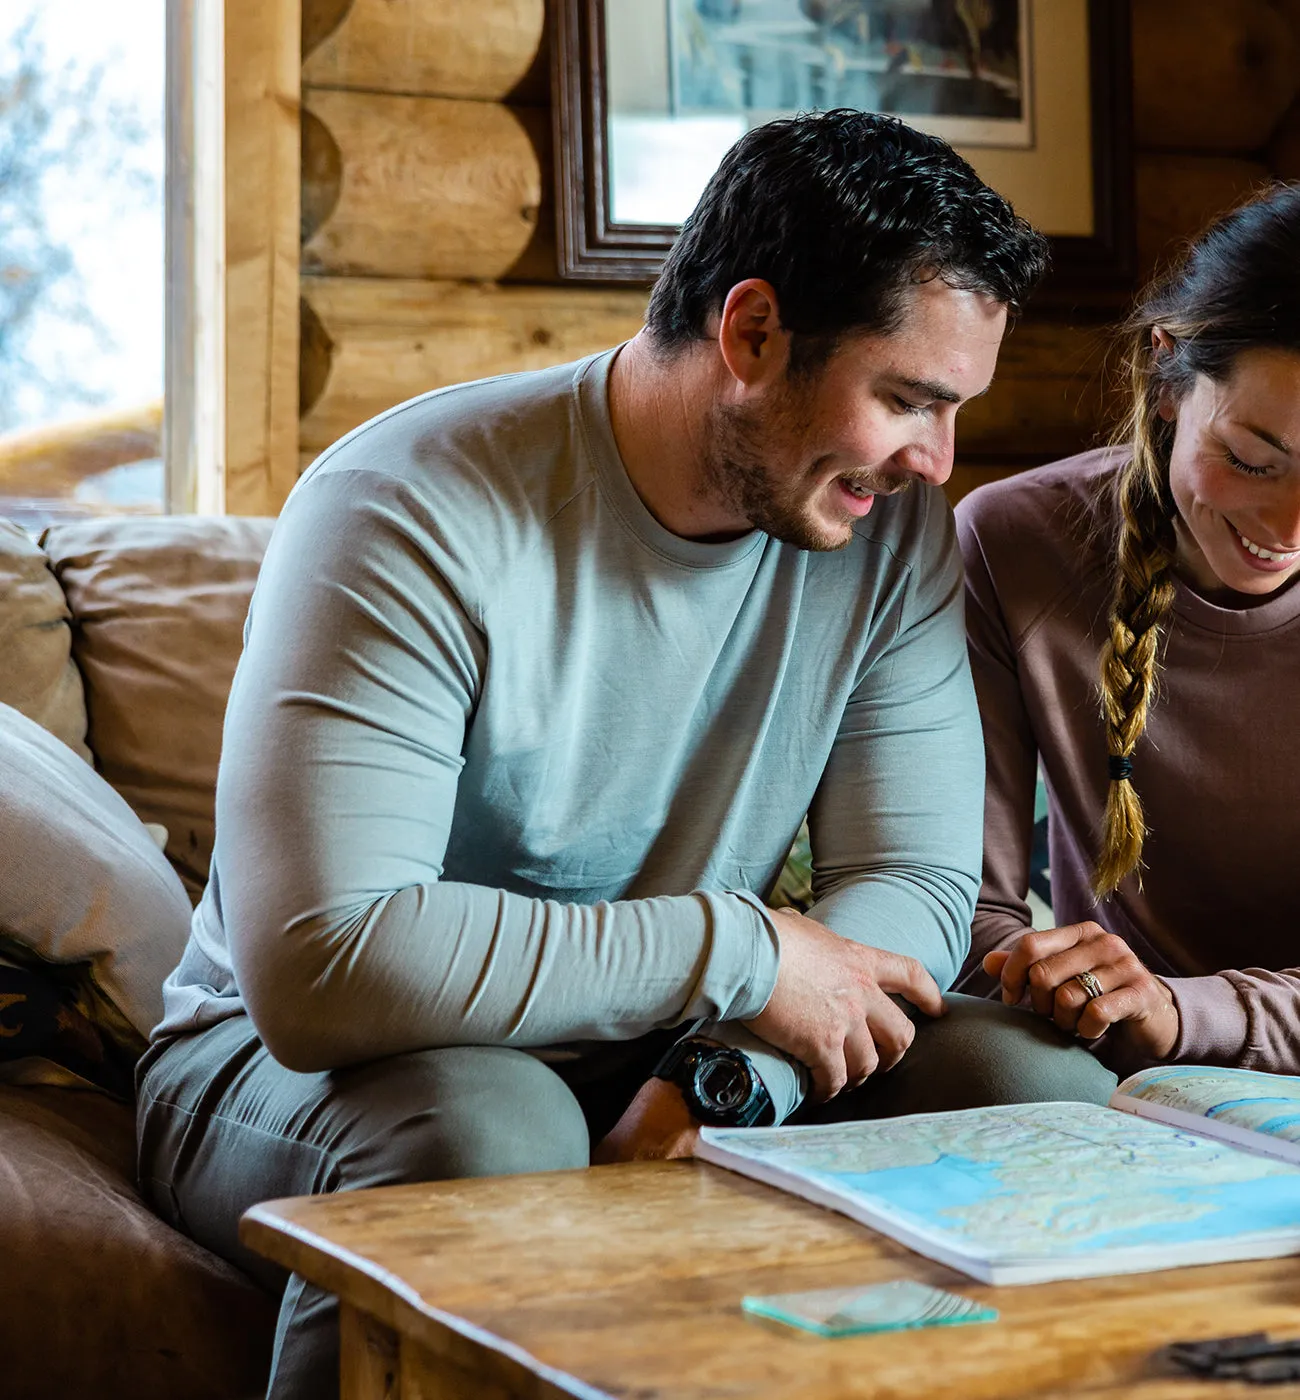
[1236,527,1300,562]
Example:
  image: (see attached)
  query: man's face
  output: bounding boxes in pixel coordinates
[701,278,1007,551]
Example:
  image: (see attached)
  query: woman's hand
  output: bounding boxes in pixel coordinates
[983,922,1180,1060]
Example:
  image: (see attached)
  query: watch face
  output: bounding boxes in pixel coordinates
[697,1057,754,1112]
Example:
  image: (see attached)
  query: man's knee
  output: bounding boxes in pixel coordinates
[895,992,1118,1112]
[333,1045,591,1186]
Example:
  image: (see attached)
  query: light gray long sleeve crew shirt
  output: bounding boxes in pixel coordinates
[156,349,983,1123]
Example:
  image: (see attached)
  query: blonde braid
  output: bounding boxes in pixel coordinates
[1093,373,1178,898]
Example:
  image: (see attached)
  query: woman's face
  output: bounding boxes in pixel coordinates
[1165,345,1300,602]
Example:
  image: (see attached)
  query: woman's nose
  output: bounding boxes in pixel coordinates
[1262,481,1300,549]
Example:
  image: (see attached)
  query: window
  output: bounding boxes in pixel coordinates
[0,2,164,528]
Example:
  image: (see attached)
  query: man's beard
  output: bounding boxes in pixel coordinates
[701,388,900,553]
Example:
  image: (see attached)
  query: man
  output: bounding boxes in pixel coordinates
[138,110,1113,1399]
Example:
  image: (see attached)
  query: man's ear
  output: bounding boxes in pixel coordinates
[716,280,791,389]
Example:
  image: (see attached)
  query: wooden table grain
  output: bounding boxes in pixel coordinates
[241,1159,1300,1399]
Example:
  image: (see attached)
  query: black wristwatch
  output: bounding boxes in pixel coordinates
[653,1037,774,1127]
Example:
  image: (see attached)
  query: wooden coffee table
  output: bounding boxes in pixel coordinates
[242,1159,1300,1399]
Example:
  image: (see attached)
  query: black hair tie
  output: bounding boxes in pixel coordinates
[1108,755,1133,782]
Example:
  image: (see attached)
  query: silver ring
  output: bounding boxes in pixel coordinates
[1073,970,1105,1001]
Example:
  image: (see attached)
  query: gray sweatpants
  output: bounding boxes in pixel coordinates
[136,995,1115,1400]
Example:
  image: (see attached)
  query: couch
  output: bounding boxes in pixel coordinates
[0,513,281,1400]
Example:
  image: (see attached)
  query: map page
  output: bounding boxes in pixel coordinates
[697,1101,1300,1284]
[1115,1066,1300,1161]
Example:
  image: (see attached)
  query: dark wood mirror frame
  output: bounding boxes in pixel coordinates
[551,0,1136,309]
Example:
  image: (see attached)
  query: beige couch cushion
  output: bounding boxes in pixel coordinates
[0,519,89,759]
[43,517,274,901]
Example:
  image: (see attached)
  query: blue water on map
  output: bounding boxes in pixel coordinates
[833,1156,1006,1215]
[1207,1098,1300,1119]
[820,1153,1300,1256]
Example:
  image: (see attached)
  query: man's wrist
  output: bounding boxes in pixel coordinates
[590,1078,700,1165]
[640,1076,700,1129]
[652,1036,774,1127]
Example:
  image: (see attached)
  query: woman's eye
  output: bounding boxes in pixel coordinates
[1225,448,1270,477]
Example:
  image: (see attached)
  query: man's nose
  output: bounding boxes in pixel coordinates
[892,424,954,488]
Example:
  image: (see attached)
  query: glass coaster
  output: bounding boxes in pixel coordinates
[742,1279,998,1337]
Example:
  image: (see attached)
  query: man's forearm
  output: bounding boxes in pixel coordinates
[229,879,780,1071]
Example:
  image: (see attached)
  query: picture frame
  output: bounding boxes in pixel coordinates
[551,0,1135,307]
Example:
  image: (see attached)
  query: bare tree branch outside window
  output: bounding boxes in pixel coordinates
[0,10,160,432]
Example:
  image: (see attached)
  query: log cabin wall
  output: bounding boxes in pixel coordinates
[288,0,1300,516]
[297,0,648,483]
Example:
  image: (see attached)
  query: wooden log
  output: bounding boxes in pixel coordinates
[300,104,342,244]
[301,0,547,105]
[1136,154,1272,275]
[302,0,349,58]
[301,90,553,283]
[300,296,334,420]
[225,0,301,517]
[299,279,1110,471]
[298,277,648,453]
[1269,99,1300,181]
[957,318,1113,462]
[1132,0,1300,152]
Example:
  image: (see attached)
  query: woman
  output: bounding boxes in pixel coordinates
[956,182,1300,1075]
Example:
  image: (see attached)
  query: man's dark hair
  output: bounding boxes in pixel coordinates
[645,109,1049,369]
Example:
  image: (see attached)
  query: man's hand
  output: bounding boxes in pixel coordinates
[592,1078,700,1165]
[744,907,945,1103]
[983,922,1179,1059]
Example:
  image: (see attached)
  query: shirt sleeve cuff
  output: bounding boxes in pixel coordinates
[718,889,781,1020]
[1165,975,1250,1066]
[698,892,805,1122]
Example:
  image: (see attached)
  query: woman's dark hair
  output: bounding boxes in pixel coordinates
[645,108,1049,367]
[1095,181,1300,896]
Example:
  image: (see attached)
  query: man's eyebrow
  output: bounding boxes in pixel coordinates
[894,376,975,404]
[1238,421,1294,455]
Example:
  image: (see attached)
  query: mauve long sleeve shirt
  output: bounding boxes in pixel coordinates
[955,449,1300,1075]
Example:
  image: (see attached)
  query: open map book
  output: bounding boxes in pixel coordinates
[696,1066,1300,1285]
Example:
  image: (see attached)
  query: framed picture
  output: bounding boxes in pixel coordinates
[551,0,1135,304]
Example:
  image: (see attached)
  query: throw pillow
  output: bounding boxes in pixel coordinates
[0,702,192,1080]
[0,518,89,759]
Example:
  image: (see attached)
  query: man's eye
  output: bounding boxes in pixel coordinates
[1225,448,1269,477]
[893,396,927,416]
